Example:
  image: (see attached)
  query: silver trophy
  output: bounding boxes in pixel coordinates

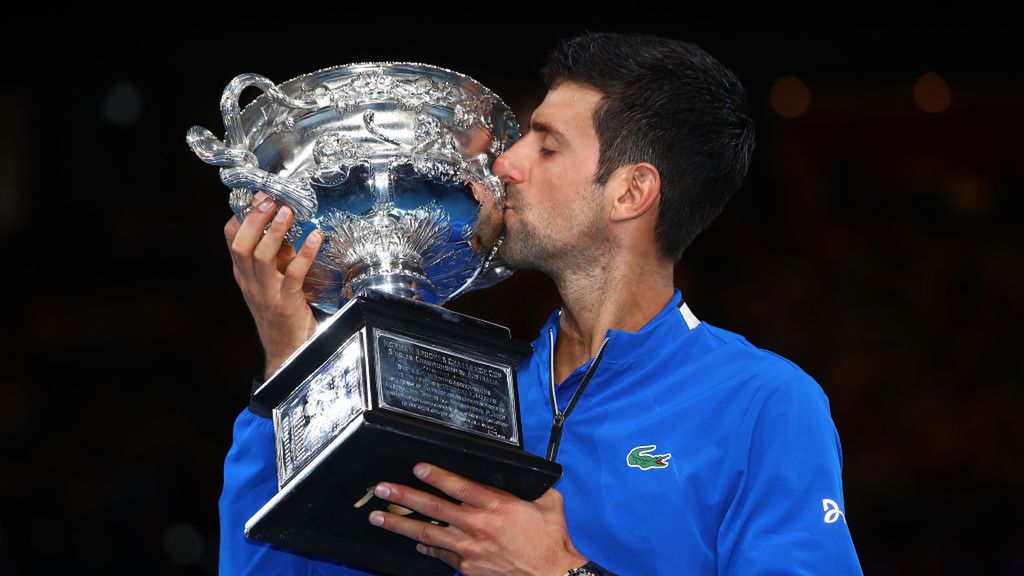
[189,63,560,576]
[187,62,515,310]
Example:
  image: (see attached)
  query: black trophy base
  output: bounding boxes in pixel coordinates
[246,409,560,576]
[245,292,562,576]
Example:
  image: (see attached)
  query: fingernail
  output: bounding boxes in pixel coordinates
[274,205,291,222]
[258,199,274,212]
[374,484,391,499]
[416,544,428,555]
[369,511,384,527]
[253,191,268,203]
[413,464,429,479]
[307,231,322,245]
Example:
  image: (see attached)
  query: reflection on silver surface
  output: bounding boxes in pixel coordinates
[188,63,518,312]
[274,332,365,486]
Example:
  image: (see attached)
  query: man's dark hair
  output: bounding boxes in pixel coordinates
[542,32,756,261]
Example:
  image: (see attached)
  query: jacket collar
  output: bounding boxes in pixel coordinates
[532,289,698,365]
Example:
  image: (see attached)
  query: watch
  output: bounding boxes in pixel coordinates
[567,561,615,576]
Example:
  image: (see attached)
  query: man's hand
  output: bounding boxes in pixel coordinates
[223,192,323,380]
[368,463,587,576]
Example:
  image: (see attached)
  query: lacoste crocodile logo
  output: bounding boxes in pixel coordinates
[626,445,672,470]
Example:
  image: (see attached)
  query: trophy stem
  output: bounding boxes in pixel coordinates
[369,163,395,206]
[348,268,438,304]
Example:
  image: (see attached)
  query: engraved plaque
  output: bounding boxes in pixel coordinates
[374,330,517,445]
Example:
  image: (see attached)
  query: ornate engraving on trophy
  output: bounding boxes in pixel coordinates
[317,66,472,113]
[413,114,462,161]
[274,332,366,486]
[374,331,517,445]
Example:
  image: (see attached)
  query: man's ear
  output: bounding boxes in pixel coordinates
[609,162,661,222]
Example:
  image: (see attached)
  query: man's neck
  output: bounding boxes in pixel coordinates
[551,257,675,385]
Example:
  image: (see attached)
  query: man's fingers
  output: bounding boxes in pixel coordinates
[417,544,462,571]
[223,189,265,246]
[368,510,462,553]
[410,464,500,510]
[372,482,460,524]
[252,204,294,281]
[282,230,323,294]
[228,194,278,277]
[276,242,298,275]
[223,216,241,245]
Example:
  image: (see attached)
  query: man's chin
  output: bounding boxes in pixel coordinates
[497,242,528,269]
[498,245,545,273]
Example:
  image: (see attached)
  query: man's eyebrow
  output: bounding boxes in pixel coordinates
[526,120,566,141]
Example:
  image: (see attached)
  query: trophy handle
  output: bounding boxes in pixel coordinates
[186,73,323,223]
[187,125,320,223]
[218,166,319,222]
[219,73,320,149]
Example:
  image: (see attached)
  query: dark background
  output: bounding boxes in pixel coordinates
[1,15,1020,575]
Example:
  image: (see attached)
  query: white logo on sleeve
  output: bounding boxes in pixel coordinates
[822,498,847,524]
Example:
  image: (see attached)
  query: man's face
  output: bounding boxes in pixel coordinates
[492,82,608,275]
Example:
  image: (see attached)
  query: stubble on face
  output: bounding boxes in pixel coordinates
[498,179,608,279]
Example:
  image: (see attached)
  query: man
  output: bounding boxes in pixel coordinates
[220,32,863,575]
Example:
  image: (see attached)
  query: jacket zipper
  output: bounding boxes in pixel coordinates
[546,326,610,461]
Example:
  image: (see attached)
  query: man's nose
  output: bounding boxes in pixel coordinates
[492,140,525,184]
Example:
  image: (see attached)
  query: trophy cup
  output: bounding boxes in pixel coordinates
[188,63,561,575]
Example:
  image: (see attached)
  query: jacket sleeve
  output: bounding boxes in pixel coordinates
[219,401,372,575]
[716,371,864,575]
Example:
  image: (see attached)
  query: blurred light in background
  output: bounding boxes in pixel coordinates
[162,521,204,566]
[770,75,811,118]
[914,72,952,113]
[102,81,144,126]
[943,174,991,216]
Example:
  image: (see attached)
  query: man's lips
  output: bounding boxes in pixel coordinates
[503,186,518,210]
